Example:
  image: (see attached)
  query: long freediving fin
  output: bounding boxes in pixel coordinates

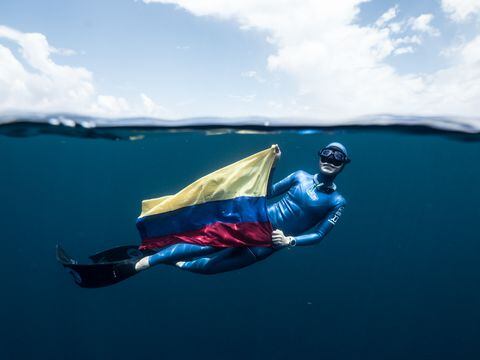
[56,244,142,288]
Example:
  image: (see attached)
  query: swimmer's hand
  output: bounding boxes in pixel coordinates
[273,144,281,166]
[272,229,295,248]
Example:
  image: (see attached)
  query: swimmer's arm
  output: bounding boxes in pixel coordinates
[293,203,345,246]
[267,171,301,198]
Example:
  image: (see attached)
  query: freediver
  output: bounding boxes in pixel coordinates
[133,142,350,275]
[57,142,350,287]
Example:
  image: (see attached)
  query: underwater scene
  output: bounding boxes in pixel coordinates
[1,120,480,360]
[3,0,480,358]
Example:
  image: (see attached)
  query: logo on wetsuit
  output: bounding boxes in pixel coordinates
[328,206,344,225]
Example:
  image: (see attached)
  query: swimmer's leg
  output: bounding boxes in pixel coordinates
[135,243,221,271]
[176,247,275,275]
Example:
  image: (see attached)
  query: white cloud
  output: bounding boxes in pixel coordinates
[375,5,399,27]
[376,12,439,44]
[388,21,404,33]
[50,46,77,56]
[441,0,480,22]
[241,70,266,83]
[409,14,440,36]
[394,46,414,55]
[394,35,422,46]
[96,95,131,113]
[0,25,96,113]
[0,25,165,117]
[141,93,168,116]
[143,1,480,118]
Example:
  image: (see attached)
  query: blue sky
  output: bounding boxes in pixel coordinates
[0,0,479,120]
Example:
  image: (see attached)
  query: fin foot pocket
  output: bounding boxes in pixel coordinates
[88,245,151,263]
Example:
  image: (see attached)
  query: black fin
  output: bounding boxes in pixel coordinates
[56,245,140,288]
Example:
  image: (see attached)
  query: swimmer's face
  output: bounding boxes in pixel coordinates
[319,159,343,175]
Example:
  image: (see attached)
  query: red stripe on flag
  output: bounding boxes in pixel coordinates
[139,221,273,250]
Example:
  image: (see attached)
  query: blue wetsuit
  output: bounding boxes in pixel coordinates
[146,170,346,274]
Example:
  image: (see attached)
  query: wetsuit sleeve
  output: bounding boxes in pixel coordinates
[267,171,299,198]
[294,202,345,246]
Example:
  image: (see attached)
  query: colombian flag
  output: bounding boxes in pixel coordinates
[137,146,276,250]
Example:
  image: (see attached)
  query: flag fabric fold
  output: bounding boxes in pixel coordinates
[137,146,276,250]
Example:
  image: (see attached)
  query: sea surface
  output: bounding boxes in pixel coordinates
[1,117,480,360]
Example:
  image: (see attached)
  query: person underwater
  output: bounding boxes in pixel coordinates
[57,143,350,287]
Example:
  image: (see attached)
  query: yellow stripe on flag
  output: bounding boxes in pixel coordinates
[139,146,277,218]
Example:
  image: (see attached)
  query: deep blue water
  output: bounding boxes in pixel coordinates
[1,127,480,359]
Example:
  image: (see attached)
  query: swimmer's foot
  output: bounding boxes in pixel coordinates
[135,256,151,272]
[175,261,186,268]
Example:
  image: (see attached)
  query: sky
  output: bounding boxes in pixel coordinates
[0,0,479,120]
